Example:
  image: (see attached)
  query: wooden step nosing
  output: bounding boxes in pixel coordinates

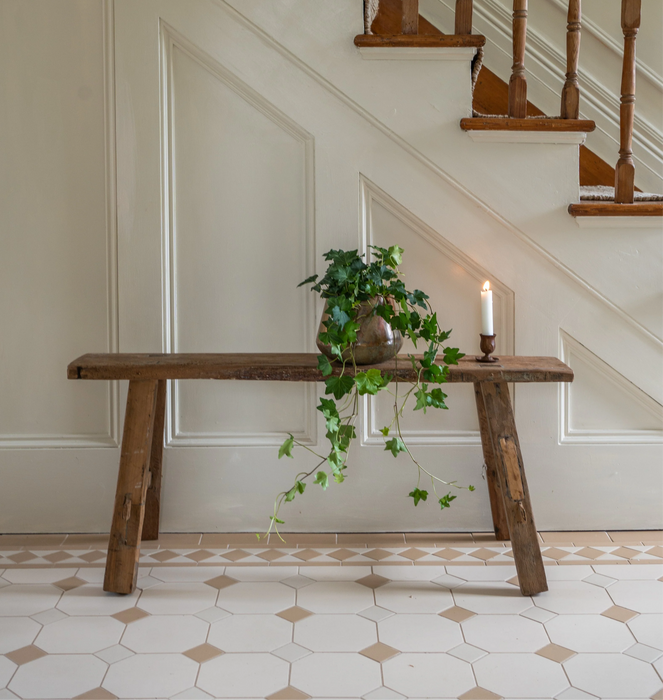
[569,202,663,225]
[354,34,486,48]
[461,117,596,133]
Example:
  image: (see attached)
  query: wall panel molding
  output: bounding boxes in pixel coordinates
[559,329,663,444]
[159,22,317,447]
[359,175,515,446]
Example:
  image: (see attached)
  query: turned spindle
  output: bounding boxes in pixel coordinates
[560,0,582,120]
[455,0,474,35]
[614,0,641,204]
[508,0,528,118]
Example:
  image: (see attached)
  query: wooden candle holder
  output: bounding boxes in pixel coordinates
[476,334,498,363]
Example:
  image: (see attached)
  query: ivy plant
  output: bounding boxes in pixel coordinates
[261,245,474,539]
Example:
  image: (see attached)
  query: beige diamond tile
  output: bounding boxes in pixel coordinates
[359,641,399,662]
[204,575,238,590]
[469,548,499,561]
[327,549,357,561]
[182,642,224,663]
[575,547,605,560]
[74,689,118,700]
[432,548,464,561]
[399,548,428,561]
[8,551,38,563]
[542,547,570,560]
[612,546,643,559]
[266,687,311,700]
[535,643,575,663]
[364,549,393,561]
[53,576,87,592]
[44,551,75,563]
[601,605,639,622]
[276,606,313,623]
[221,549,251,562]
[645,545,663,558]
[651,689,663,700]
[356,574,390,589]
[506,576,519,587]
[78,550,106,563]
[256,549,287,562]
[291,549,322,562]
[6,645,47,665]
[184,549,216,562]
[149,550,179,562]
[458,688,502,700]
[111,607,149,624]
[439,606,476,623]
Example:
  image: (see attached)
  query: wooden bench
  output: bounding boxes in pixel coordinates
[67,353,573,596]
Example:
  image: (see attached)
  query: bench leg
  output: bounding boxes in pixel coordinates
[474,382,510,541]
[142,379,166,541]
[480,381,548,596]
[104,380,159,595]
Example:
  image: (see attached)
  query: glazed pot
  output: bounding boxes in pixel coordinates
[316,295,403,365]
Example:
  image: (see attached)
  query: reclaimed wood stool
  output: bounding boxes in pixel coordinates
[67,353,573,596]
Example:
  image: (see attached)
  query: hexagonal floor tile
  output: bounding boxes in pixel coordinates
[294,613,377,652]
[608,580,663,613]
[534,580,614,615]
[565,652,662,698]
[121,614,209,653]
[0,584,62,617]
[137,582,218,615]
[9,654,107,699]
[378,613,462,652]
[628,613,663,650]
[452,582,533,615]
[0,656,17,688]
[35,616,124,653]
[57,585,140,616]
[197,652,289,698]
[382,652,475,697]
[375,581,453,613]
[208,614,292,652]
[463,614,549,652]
[103,653,198,698]
[291,652,381,697]
[297,581,374,614]
[216,582,295,614]
[0,617,41,653]
[546,613,636,652]
[473,653,569,698]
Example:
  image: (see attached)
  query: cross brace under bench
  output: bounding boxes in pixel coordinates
[67,353,573,597]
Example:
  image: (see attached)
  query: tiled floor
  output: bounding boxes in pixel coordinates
[0,532,661,700]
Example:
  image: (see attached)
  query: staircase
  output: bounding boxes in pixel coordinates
[356,0,663,225]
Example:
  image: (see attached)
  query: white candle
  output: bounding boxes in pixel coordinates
[481,281,494,335]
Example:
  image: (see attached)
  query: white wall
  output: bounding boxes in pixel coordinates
[0,0,661,533]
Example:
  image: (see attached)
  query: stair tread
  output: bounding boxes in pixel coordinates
[461,117,595,132]
[569,201,663,217]
[354,34,485,48]
[580,185,663,202]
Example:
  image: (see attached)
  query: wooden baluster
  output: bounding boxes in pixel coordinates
[508,0,528,118]
[615,0,641,204]
[455,0,473,35]
[402,0,419,34]
[560,0,581,119]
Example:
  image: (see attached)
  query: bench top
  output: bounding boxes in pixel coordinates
[68,353,573,383]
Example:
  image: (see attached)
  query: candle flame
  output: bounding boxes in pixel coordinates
[483,281,491,292]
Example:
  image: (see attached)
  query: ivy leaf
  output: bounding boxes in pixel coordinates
[325,375,355,400]
[387,245,404,267]
[285,479,307,501]
[270,516,285,524]
[385,437,407,457]
[278,436,294,459]
[317,354,333,377]
[443,346,464,365]
[438,493,457,510]
[428,388,448,409]
[468,485,476,491]
[297,274,318,288]
[408,488,428,506]
[414,388,429,413]
[380,426,390,437]
[314,471,329,490]
[355,368,384,395]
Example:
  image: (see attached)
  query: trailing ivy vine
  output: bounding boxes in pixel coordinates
[261,246,474,540]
